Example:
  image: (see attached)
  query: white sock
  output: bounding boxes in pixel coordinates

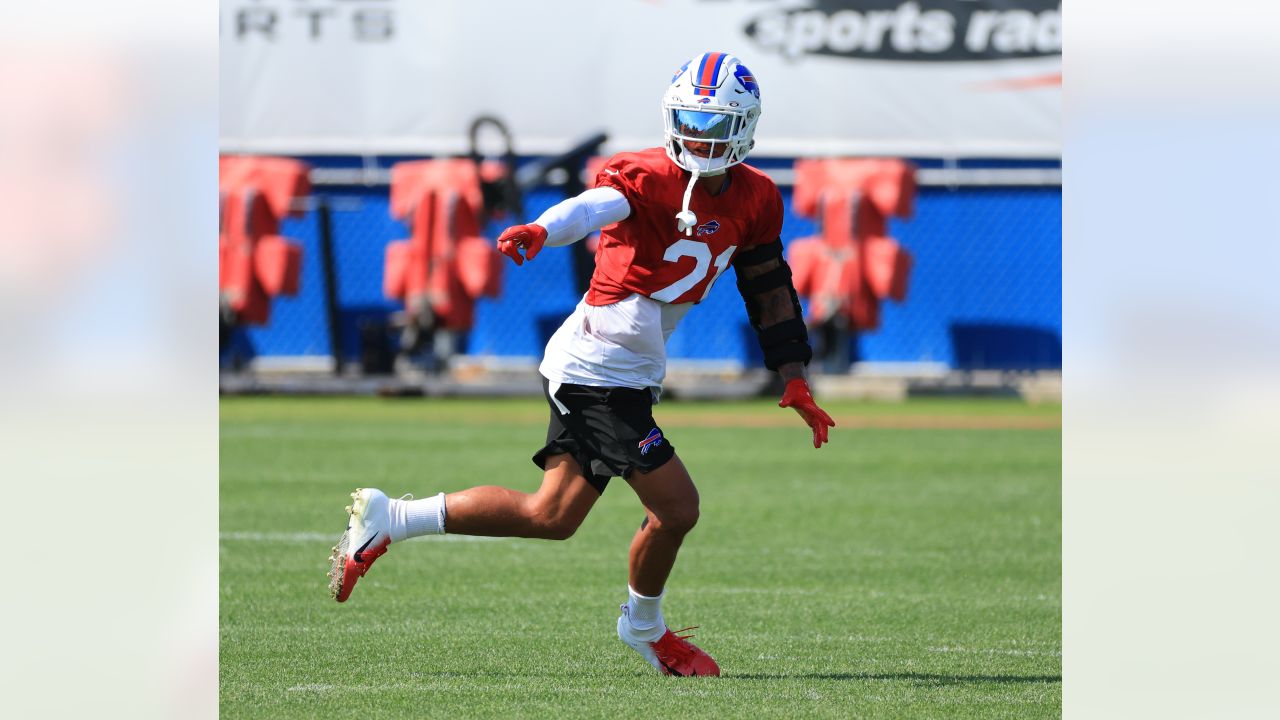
[626,585,665,640]
[388,493,446,542]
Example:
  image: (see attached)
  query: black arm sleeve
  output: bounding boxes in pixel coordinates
[732,239,813,371]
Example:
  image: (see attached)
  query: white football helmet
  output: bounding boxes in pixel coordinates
[662,52,761,176]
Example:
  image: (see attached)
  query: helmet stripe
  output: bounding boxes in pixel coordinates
[709,52,728,85]
[695,53,712,86]
[694,51,725,96]
[693,53,712,95]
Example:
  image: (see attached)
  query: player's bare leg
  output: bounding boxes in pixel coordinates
[616,453,719,676]
[328,453,598,601]
[626,454,700,595]
[444,453,599,540]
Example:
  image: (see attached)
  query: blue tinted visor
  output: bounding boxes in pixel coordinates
[672,109,738,141]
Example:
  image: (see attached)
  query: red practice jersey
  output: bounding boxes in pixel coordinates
[589,147,784,306]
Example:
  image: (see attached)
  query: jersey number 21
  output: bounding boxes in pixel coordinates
[650,239,736,304]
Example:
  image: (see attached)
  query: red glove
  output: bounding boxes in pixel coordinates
[496,223,548,266]
[779,378,836,449]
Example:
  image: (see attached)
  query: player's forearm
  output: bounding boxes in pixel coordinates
[776,361,806,383]
[743,277,811,382]
[533,186,631,247]
[756,285,799,327]
[733,243,813,371]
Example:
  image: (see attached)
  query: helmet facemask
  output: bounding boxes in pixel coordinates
[662,104,758,176]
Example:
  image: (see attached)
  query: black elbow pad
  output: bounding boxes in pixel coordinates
[734,240,813,371]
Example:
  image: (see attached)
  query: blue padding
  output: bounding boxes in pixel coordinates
[233,163,1061,371]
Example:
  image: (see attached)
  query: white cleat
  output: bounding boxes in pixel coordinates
[327,487,394,602]
[618,605,666,672]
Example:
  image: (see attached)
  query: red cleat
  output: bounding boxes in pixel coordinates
[618,606,721,676]
[650,627,721,677]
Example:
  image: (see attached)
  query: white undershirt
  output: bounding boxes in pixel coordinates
[540,295,694,392]
[533,187,693,392]
[535,186,631,247]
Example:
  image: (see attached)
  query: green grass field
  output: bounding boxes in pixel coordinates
[220,396,1061,719]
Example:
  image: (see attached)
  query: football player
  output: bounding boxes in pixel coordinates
[328,52,835,677]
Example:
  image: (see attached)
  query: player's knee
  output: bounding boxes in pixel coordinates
[541,515,581,541]
[655,503,699,537]
[526,498,583,541]
[674,504,700,535]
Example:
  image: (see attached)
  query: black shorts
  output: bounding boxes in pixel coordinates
[531,379,676,494]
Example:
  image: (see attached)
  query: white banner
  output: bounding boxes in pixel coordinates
[220,0,1060,158]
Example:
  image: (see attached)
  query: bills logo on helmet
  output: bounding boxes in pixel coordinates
[671,60,691,83]
[696,220,721,236]
[734,64,759,99]
[638,428,665,456]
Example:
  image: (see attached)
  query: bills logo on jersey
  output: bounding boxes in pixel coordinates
[734,64,759,99]
[696,220,721,236]
[638,428,665,456]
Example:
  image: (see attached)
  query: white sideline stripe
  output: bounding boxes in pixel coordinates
[219,531,504,543]
[928,645,1062,657]
[287,684,337,692]
[285,682,610,694]
[686,587,819,596]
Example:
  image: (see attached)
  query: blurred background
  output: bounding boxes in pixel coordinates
[218,0,1061,402]
[4,0,1279,717]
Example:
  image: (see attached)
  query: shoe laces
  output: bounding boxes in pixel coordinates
[652,626,700,665]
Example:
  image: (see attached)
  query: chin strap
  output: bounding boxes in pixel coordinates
[675,167,701,236]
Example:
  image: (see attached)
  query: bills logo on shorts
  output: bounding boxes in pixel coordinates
[638,428,665,456]
[696,220,721,236]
